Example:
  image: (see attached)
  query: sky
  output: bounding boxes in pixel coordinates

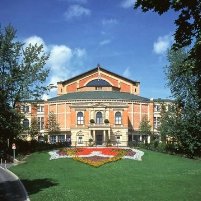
[0,0,178,99]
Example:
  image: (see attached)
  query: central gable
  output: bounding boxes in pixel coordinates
[57,65,140,96]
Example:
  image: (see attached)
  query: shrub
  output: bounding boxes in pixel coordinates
[104,119,109,124]
[88,138,94,147]
[90,119,95,123]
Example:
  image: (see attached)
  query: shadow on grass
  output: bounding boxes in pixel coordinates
[21,178,58,195]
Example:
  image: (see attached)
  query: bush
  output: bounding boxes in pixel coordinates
[90,119,95,123]
[104,119,109,124]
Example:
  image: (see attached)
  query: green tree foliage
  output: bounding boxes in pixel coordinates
[134,0,201,157]
[29,117,39,138]
[134,0,201,108]
[134,0,201,48]
[0,25,49,143]
[46,112,60,134]
[0,106,23,143]
[139,116,151,135]
[159,49,201,157]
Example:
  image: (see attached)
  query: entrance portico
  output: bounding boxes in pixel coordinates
[90,129,111,145]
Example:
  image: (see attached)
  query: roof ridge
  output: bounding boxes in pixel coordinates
[57,65,140,85]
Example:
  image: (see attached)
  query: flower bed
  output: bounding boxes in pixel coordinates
[49,147,144,167]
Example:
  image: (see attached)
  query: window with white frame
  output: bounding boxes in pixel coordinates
[37,105,44,112]
[37,117,44,130]
[96,112,103,124]
[21,105,30,113]
[77,136,83,144]
[115,112,122,124]
[154,117,161,128]
[58,135,65,143]
[154,105,161,112]
[50,135,56,144]
[116,136,121,144]
[77,112,84,125]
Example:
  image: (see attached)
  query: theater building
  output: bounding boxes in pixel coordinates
[42,66,154,146]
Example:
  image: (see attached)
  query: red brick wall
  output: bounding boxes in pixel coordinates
[66,82,77,93]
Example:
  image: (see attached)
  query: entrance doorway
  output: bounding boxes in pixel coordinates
[96,131,103,145]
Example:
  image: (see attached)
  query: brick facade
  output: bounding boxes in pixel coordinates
[21,66,155,146]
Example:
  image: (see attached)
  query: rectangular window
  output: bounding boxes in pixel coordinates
[58,135,65,143]
[25,106,29,112]
[38,117,44,130]
[154,117,157,128]
[116,136,121,144]
[154,117,161,128]
[37,106,44,112]
[78,136,83,144]
[154,105,161,112]
[21,105,29,113]
[77,116,84,125]
[157,117,161,127]
[115,117,121,124]
[50,135,56,144]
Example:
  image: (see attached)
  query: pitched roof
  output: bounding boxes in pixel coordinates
[48,91,150,102]
[153,98,174,103]
[57,66,140,86]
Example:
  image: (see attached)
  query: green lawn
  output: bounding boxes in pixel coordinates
[10,150,201,201]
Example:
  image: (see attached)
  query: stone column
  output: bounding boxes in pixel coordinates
[91,130,94,139]
[103,130,106,144]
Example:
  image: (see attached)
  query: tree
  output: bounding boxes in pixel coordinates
[134,0,201,108]
[160,49,201,157]
[139,116,151,143]
[139,116,151,134]
[29,117,39,138]
[0,24,49,143]
[134,0,201,157]
[46,112,60,134]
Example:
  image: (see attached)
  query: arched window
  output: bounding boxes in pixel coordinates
[77,112,84,125]
[96,112,103,124]
[115,112,122,125]
[23,119,29,129]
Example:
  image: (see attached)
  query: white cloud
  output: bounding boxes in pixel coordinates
[24,36,87,99]
[102,18,118,25]
[99,39,111,46]
[24,36,47,51]
[120,0,136,8]
[123,67,131,78]
[64,4,91,20]
[153,34,173,55]
[48,45,73,70]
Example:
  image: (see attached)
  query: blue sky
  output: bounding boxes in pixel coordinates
[0,0,177,99]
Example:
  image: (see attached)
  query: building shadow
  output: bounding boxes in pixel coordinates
[0,178,58,201]
[21,178,58,195]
